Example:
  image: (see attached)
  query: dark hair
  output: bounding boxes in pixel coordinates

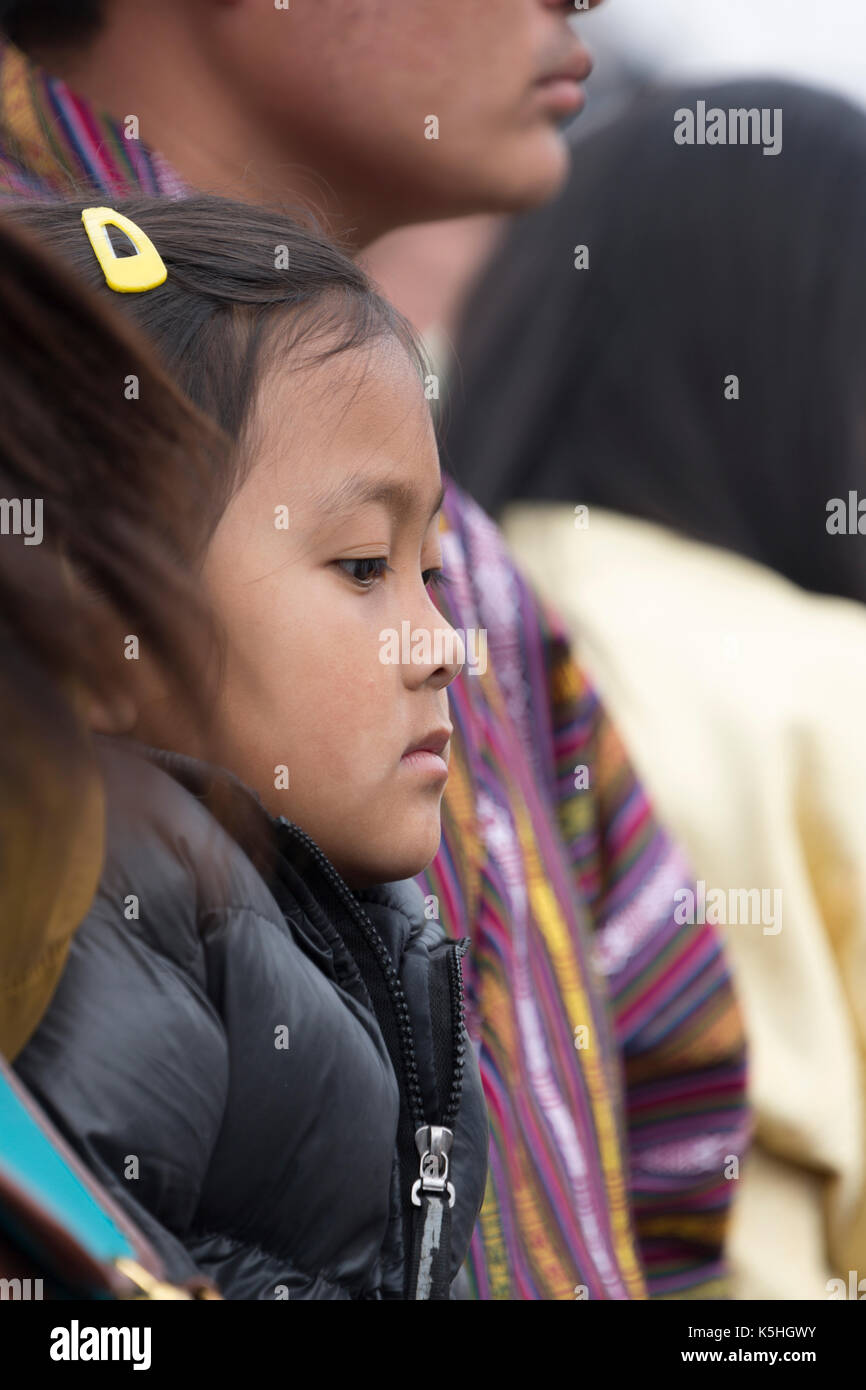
[0,0,103,50]
[443,79,866,604]
[0,210,229,847]
[10,195,430,529]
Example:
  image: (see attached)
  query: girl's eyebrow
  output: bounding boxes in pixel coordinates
[312,474,446,524]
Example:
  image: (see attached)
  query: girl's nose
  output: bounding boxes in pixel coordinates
[402,609,465,689]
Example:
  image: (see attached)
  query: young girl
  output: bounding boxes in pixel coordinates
[11,196,489,1300]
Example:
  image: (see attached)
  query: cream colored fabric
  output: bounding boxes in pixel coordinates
[502,502,866,1300]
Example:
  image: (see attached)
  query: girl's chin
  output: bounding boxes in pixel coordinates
[339,827,443,890]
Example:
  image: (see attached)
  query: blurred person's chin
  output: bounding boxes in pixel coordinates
[475,126,574,212]
[416,128,573,221]
[340,121,575,236]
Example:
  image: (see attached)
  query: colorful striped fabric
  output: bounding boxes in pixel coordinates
[0,39,184,198]
[0,36,751,1299]
[423,491,749,1298]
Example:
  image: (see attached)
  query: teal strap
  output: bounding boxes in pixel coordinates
[0,1066,134,1264]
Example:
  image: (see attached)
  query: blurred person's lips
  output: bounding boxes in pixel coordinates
[533,43,593,115]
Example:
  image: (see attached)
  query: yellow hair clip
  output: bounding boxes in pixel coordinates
[81,207,167,293]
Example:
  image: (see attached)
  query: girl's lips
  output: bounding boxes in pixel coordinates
[400,748,449,779]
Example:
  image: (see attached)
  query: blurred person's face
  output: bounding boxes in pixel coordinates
[208,0,603,237]
[139,337,462,889]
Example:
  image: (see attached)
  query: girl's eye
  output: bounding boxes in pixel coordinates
[336,559,452,591]
[422,567,451,592]
[337,557,391,588]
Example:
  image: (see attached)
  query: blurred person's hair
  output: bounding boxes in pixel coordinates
[0,0,103,51]
[8,195,429,513]
[0,211,227,829]
[442,79,866,605]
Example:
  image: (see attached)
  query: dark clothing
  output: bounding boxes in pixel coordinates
[14,738,488,1299]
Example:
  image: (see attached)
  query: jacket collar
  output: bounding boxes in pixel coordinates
[126,739,424,933]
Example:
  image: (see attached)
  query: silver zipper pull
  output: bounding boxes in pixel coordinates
[411,1124,455,1208]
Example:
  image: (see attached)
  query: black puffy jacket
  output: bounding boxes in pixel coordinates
[13,738,489,1299]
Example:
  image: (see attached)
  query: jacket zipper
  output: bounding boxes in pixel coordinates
[443,936,469,1130]
[275,818,469,1272]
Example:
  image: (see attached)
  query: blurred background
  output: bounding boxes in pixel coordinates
[587,0,866,111]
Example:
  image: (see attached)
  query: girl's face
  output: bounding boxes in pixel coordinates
[198,336,462,888]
